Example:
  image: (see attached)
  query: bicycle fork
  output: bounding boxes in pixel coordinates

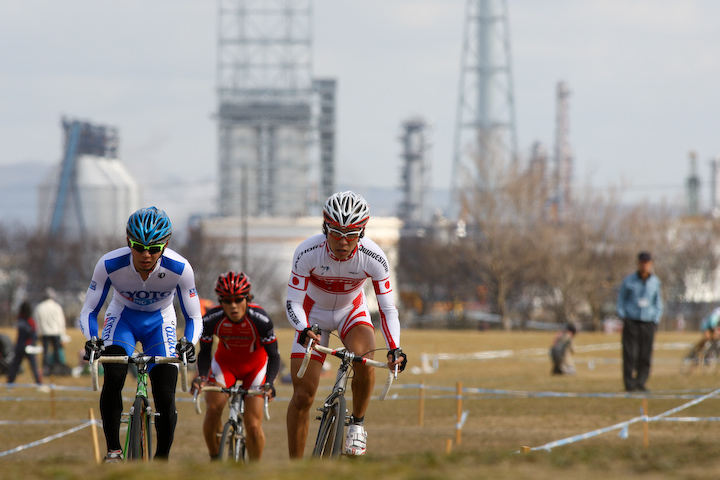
[315,363,351,425]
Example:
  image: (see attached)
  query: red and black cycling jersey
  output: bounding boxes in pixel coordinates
[197,303,280,385]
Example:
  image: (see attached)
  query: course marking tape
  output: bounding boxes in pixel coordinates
[0,421,96,458]
[520,386,720,453]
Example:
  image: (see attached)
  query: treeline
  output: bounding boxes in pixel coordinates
[396,163,720,330]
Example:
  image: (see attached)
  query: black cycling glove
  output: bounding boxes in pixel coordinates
[262,383,276,398]
[83,337,105,361]
[388,348,408,372]
[176,341,196,363]
[297,326,315,347]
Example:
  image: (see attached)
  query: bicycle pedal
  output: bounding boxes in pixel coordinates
[315,416,322,420]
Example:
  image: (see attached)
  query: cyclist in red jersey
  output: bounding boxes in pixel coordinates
[285,191,408,457]
[191,271,279,461]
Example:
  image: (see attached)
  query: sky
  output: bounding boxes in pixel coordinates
[2,0,719,230]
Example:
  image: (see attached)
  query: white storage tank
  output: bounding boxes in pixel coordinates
[38,154,141,239]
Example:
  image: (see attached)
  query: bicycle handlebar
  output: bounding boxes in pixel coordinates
[90,352,189,392]
[296,325,320,379]
[193,385,270,420]
[310,343,396,401]
[297,337,315,379]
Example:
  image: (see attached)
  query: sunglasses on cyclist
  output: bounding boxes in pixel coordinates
[220,297,247,305]
[326,226,363,241]
[129,240,167,254]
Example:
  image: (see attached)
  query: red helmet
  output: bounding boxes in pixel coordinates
[215,271,252,299]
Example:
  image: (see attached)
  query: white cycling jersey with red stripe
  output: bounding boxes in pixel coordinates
[286,234,400,350]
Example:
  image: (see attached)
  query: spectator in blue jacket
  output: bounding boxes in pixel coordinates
[617,251,663,392]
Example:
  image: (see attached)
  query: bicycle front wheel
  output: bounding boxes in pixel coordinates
[127,397,150,460]
[312,395,346,458]
[219,422,241,462]
[234,424,247,462]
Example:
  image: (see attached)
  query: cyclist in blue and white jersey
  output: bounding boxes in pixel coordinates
[80,206,202,462]
[686,306,720,361]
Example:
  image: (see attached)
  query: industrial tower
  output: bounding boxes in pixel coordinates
[217,0,334,217]
[552,81,573,222]
[398,117,433,231]
[686,151,700,216]
[711,156,720,216]
[452,0,517,218]
[45,117,138,238]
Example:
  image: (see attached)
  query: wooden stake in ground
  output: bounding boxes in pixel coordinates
[89,408,101,464]
[50,384,56,419]
[456,382,462,445]
[418,379,425,427]
[642,398,649,449]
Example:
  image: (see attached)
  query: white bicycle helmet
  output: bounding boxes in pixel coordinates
[322,191,370,230]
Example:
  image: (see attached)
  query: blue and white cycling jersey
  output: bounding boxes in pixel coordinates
[79,246,203,356]
[700,307,720,332]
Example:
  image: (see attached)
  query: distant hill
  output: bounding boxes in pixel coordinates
[0,160,452,232]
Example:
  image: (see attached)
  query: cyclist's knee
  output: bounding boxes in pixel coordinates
[150,364,178,390]
[244,415,262,433]
[290,388,316,411]
[353,362,375,380]
[204,399,225,418]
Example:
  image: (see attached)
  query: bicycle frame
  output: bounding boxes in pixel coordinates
[193,385,269,462]
[297,336,396,458]
[89,338,190,462]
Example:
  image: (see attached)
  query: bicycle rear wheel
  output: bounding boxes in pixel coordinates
[312,395,346,458]
[127,397,150,460]
[219,422,241,462]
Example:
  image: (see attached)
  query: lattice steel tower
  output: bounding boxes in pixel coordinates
[452,0,517,218]
[217,0,329,217]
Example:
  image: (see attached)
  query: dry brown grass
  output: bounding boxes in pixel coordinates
[2,327,720,479]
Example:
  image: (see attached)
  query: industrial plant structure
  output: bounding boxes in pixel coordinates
[216,0,335,218]
[39,117,139,239]
[398,117,433,233]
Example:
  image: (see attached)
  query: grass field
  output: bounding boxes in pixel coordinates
[2,327,720,479]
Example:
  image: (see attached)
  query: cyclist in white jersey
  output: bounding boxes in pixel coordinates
[79,206,202,462]
[286,191,407,458]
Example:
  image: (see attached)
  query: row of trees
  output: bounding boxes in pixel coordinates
[0,221,285,327]
[1,162,718,331]
[397,161,720,330]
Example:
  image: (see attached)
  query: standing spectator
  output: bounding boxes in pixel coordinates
[34,288,67,376]
[617,251,664,392]
[7,301,44,387]
[549,323,577,375]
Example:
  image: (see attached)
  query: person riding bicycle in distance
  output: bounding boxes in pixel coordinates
[79,206,202,462]
[191,271,280,461]
[286,191,408,458]
[687,306,720,362]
